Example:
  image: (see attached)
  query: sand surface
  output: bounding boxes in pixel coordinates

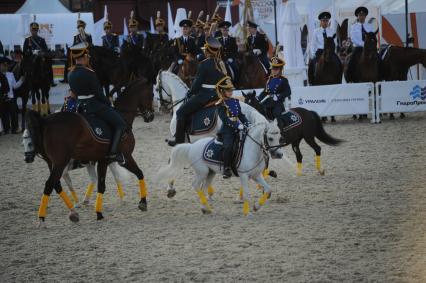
[0,111,425,282]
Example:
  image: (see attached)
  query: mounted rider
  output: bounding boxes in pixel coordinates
[216,76,249,178]
[102,15,119,54]
[218,21,239,84]
[246,21,270,71]
[67,43,127,164]
[171,18,201,72]
[194,11,206,49]
[346,6,375,81]
[154,11,169,44]
[257,56,291,138]
[73,14,93,46]
[168,36,227,146]
[123,11,144,49]
[211,6,223,37]
[308,11,337,84]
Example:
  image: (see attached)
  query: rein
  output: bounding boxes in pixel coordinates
[156,71,188,111]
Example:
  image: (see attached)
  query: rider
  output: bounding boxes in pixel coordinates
[246,21,270,70]
[73,15,93,46]
[172,18,200,72]
[257,56,291,137]
[168,36,227,146]
[308,11,334,84]
[218,21,239,84]
[154,11,169,44]
[67,43,127,164]
[216,76,249,179]
[346,6,374,81]
[123,11,144,49]
[102,17,120,53]
[194,11,205,49]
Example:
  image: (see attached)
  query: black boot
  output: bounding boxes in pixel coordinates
[223,152,232,179]
[106,130,125,164]
[168,119,186,147]
[223,167,232,179]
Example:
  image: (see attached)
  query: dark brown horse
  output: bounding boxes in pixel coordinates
[381,46,426,81]
[242,90,343,176]
[176,53,198,87]
[237,52,268,89]
[25,78,154,225]
[310,35,343,85]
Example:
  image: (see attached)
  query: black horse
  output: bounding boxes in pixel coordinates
[242,90,343,176]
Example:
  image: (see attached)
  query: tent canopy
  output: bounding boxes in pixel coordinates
[16,0,70,14]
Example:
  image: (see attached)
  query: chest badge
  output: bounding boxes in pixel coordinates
[204,117,211,126]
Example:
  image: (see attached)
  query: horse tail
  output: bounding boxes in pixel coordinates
[25,110,45,153]
[155,144,192,182]
[311,111,343,146]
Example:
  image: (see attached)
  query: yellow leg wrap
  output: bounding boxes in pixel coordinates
[59,191,74,210]
[239,187,243,199]
[197,190,208,205]
[116,182,125,199]
[243,200,250,216]
[139,179,148,199]
[259,192,269,206]
[70,190,79,204]
[95,193,103,213]
[262,168,270,178]
[315,155,321,170]
[207,185,215,196]
[38,194,50,218]
[84,183,95,200]
[297,162,303,176]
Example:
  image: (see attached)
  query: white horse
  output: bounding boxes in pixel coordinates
[154,70,276,198]
[156,119,284,216]
[22,129,125,205]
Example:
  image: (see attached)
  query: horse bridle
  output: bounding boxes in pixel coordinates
[156,71,186,111]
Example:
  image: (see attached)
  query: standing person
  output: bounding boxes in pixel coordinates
[123,11,144,48]
[346,6,374,81]
[0,57,24,134]
[218,21,239,83]
[216,76,249,178]
[168,37,227,146]
[246,21,270,70]
[73,14,93,46]
[67,43,127,164]
[102,17,119,53]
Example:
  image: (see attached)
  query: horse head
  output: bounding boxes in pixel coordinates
[323,35,337,63]
[363,30,379,59]
[22,129,35,163]
[265,120,284,159]
[241,90,266,115]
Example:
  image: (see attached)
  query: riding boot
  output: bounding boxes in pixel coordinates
[168,119,186,146]
[277,118,288,145]
[106,129,125,164]
[223,151,232,179]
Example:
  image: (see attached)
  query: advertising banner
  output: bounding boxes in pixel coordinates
[378,80,426,113]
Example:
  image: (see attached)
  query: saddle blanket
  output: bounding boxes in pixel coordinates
[188,106,218,135]
[279,110,302,132]
[80,113,112,143]
[202,137,244,174]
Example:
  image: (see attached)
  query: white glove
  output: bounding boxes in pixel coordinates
[227,58,233,63]
[33,50,40,55]
[273,95,278,101]
[178,59,184,65]
[238,124,244,130]
[253,49,261,55]
[114,47,120,53]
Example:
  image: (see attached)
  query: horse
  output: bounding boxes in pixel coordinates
[156,119,284,216]
[23,129,126,205]
[175,53,198,87]
[242,90,343,176]
[21,52,52,116]
[309,34,343,122]
[120,42,156,84]
[24,78,154,226]
[236,52,268,89]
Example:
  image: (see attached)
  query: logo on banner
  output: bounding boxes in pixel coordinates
[297,98,326,105]
[409,85,426,101]
[298,98,303,105]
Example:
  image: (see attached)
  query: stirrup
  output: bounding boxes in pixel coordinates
[223,168,232,179]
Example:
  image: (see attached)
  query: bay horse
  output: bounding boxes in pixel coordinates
[176,53,198,87]
[236,52,268,89]
[25,78,154,226]
[242,90,343,176]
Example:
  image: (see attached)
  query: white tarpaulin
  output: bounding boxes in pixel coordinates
[0,13,94,49]
[16,0,70,14]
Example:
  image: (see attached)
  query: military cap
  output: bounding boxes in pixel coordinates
[270,56,285,68]
[155,11,165,27]
[104,20,112,29]
[179,19,193,28]
[216,75,235,95]
[70,42,89,59]
[247,21,258,28]
[218,21,231,29]
[355,6,368,16]
[318,11,331,21]
[128,10,138,28]
[30,22,39,30]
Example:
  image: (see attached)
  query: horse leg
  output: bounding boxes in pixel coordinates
[53,180,79,223]
[253,174,272,213]
[83,163,97,205]
[61,164,79,204]
[239,173,252,216]
[95,160,108,220]
[21,95,28,130]
[31,90,37,112]
[120,155,148,212]
[292,141,303,176]
[204,171,216,201]
[304,137,325,176]
[192,170,211,214]
[109,162,125,200]
[45,89,51,115]
[35,90,41,113]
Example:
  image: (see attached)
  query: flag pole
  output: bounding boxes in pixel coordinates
[273,0,278,47]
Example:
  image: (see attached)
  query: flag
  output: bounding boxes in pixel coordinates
[225,0,232,23]
[123,17,128,36]
[167,2,175,39]
[150,16,155,33]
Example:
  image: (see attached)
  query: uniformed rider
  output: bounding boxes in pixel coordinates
[216,76,249,178]
[73,16,93,46]
[154,11,169,44]
[123,11,144,48]
[102,18,120,53]
[246,21,270,70]
[257,57,291,134]
[346,6,375,81]
[67,43,127,164]
[218,21,239,84]
[173,19,200,66]
[168,37,227,146]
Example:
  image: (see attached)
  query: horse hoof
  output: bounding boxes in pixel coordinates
[37,218,47,228]
[167,189,176,198]
[201,208,212,215]
[253,205,259,212]
[400,113,405,119]
[267,192,272,199]
[319,170,325,176]
[138,198,148,211]
[268,170,278,178]
[69,211,79,222]
[234,198,243,204]
[74,203,82,208]
[82,199,90,206]
[96,212,104,220]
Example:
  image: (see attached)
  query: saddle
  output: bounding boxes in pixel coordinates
[187,104,219,136]
[202,134,246,177]
[279,110,302,133]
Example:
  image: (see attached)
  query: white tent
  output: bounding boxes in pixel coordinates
[16,0,70,14]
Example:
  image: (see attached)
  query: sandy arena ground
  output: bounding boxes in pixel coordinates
[0,109,425,282]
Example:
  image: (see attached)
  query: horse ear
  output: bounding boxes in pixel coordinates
[333,33,336,39]
[375,28,379,35]
[241,91,246,97]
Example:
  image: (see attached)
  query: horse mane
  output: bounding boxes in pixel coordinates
[161,71,189,91]
[240,101,268,125]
